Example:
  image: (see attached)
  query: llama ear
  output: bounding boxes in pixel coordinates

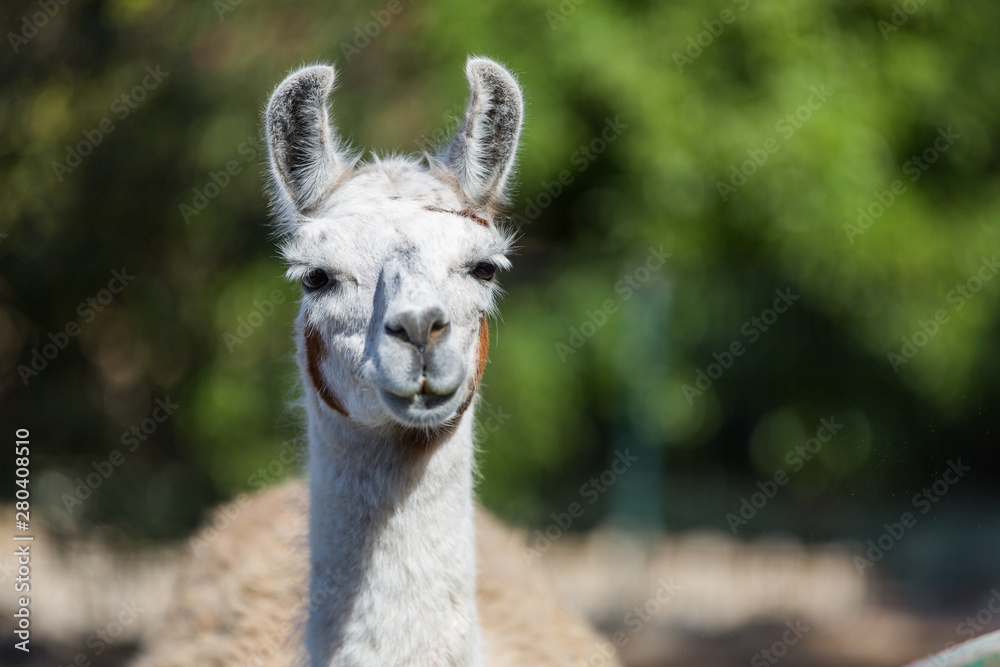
[266,65,344,215]
[441,58,523,210]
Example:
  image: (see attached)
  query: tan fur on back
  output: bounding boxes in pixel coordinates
[132,480,617,667]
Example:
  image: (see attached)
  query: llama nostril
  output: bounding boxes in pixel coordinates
[385,323,409,343]
[428,319,449,342]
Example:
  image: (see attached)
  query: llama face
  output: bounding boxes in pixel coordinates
[266,59,522,431]
[281,165,512,427]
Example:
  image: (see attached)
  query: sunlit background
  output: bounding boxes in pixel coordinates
[1,0,998,665]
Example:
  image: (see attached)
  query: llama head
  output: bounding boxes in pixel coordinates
[266,58,522,436]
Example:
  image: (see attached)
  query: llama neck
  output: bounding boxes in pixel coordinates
[305,404,481,667]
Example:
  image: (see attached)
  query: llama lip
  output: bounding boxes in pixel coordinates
[377,385,460,425]
[416,375,453,396]
[379,383,456,405]
[377,374,454,398]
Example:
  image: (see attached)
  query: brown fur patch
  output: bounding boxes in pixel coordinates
[474,313,490,386]
[304,326,349,417]
[425,206,490,228]
[456,314,490,418]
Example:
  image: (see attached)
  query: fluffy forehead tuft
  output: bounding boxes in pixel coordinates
[279,157,513,279]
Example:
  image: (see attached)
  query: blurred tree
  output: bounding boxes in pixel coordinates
[0,0,996,573]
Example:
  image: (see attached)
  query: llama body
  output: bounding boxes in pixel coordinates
[133,58,620,667]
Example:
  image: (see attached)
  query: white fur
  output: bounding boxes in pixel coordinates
[306,412,482,666]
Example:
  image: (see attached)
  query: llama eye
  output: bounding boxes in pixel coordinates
[472,262,497,281]
[302,269,331,292]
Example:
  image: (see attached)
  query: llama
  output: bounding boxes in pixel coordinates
[132,58,622,666]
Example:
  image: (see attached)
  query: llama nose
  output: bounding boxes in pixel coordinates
[384,305,450,351]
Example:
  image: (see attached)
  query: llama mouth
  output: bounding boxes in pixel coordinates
[377,385,462,426]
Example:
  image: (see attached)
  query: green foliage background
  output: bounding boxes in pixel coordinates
[0,0,997,593]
